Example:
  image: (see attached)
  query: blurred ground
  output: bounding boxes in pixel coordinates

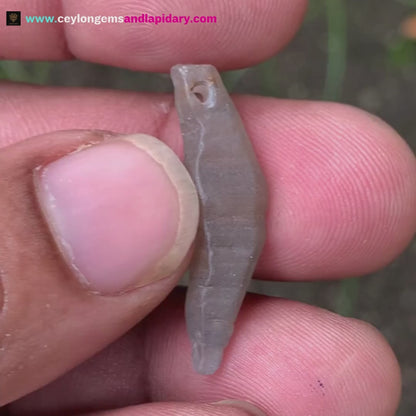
[1,0,415,413]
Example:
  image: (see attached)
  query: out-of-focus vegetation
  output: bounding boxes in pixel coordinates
[0,60,51,84]
[389,38,416,66]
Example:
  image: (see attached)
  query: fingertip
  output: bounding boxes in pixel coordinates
[64,0,308,71]
[244,98,416,279]
[144,294,402,416]
[346,318,402,408]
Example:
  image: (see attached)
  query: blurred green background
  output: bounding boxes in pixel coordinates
[1,0,416,414]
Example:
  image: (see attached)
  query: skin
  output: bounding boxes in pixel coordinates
[0,0,415,415]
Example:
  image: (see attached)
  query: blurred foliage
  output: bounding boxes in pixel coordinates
[306,0,326,21]
[323,0,347,101]
[336,279,360,317]
[257,58,280,97]
[222,68,250,92]
[395,0,416,6]
[0,61,51,84]
[391,0,416,67]
[0,61,26,81]
[388,38,416,66]
[0,66,7,79]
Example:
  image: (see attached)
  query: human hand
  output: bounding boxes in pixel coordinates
[1,1,416,415]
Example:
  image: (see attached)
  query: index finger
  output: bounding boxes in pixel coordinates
[0,0,307,71]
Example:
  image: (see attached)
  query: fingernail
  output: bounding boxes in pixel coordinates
[213,400,267,416]
[34,133,198,294]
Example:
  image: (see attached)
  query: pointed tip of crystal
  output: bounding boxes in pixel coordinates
[192,342,224,375]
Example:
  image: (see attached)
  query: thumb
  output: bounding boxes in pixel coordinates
[0,130,198,405]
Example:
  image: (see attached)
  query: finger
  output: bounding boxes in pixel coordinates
[88,401,267,416]
[1,84,415,280]
[10,291,401,416]
[0,131,198,405]
[0,0,307,71]
[147,293,402,416]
